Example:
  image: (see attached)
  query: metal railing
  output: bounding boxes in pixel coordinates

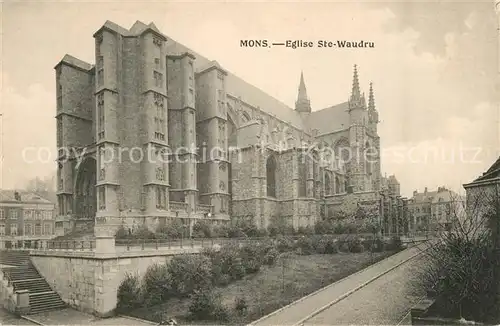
[0,239,96,251]
[113,231,436,251]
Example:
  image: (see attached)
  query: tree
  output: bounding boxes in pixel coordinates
[414,186,500,323]
[25,174,57,203]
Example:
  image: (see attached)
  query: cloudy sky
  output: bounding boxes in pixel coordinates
[1,0,498,197]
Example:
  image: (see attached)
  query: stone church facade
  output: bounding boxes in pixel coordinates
[55,21,383,237]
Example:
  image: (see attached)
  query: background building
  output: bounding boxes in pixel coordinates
[0,190,56,249]
[463,156,500,236]
[407,186,464,232]
[56,20,386,238]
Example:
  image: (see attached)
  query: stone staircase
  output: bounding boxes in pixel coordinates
[0,250,66,315]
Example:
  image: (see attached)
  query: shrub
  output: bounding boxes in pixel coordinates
[263,247,280,265]
[236,220,259,237]
[116,273,142,312]
[134,225,156,239]
[240,243,263,273]
[370,237,384,252]
[216,245,246,281]
[276,235,294,252]
[314,219,334,234]
[255,228,269,237]
[362,239,373,251]
[157,219,185,239]
[386,236,403,251]
[324,237,339,254]
[115,225,130,239]
[167,254,213,297]
[296,226,314,236]
[419,236,497,323]
[192,221,213,238]
[189,289,229,322]
[142,263,172,306]
[234,297,248,316]
[296,236,315,255]
[212,224,230,238]
[227,226,247,238]
[347,237,364,253]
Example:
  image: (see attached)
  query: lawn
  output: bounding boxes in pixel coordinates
[128,250,396,324]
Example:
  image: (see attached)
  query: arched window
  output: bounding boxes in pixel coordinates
[298,153,307,197]
[334,138,350,164]
[266,155,277,198]
[335,175,340,194]
[324,173,331,195]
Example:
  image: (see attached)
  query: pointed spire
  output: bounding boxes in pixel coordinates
[298,71,308,101]
[296,71,311,113]
[368,82,375,110]
[351,64,361,100]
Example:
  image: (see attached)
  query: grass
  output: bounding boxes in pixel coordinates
[128,250,396,324]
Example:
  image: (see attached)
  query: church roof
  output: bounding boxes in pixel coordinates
[73,20,358,134]
[55,54,93,71]
[305,102,350,135]
[165,36,307,130]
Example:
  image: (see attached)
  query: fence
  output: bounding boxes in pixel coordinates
[114,231,435,251]
[0,231,435,253]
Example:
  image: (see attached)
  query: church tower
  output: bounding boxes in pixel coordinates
[347,65,368,193]
[295,71,311,119]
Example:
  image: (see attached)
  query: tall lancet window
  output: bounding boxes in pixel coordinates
[298,153,307,197]
[154,93,165,141]
[266,155,277,198]
[97,94,105,140]
[324,172,331,196]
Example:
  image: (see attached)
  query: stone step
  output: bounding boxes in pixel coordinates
[29,302,66,315]
[14,282,52,293]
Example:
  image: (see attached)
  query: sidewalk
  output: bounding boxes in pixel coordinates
[250,242,429,326]
[22,308,155,326]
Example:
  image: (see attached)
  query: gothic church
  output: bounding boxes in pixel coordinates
[55,21,382,237]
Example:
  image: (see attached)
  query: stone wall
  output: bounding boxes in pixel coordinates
[30,250,203,317]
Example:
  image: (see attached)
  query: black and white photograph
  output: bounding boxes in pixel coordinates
[0,1,499,325]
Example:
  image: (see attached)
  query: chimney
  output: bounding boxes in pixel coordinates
[413,190,417,197]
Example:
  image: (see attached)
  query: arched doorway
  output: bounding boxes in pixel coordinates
[74,157,97,220]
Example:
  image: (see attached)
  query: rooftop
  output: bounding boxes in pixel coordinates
[58,20,363,134]
[0,190,54,205]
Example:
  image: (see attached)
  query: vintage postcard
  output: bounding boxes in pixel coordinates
[1,1,499,325]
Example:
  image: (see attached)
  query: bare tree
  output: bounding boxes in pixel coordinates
[414,185,500,323]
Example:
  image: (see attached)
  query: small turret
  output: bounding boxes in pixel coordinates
[348,65,367,111]
[295,71,311,114]
[367,82,379,132]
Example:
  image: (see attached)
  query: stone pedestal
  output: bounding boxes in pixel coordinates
[15,290,30,315]
[95,237,115,255]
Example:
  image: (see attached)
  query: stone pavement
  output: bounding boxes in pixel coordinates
[250,242,429,326]
[0,308,37,325]
[21,308,155,326]
[303,254,426,325]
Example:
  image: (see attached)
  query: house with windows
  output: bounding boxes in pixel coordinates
[407,186,463,232]
[0,190,56,249]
